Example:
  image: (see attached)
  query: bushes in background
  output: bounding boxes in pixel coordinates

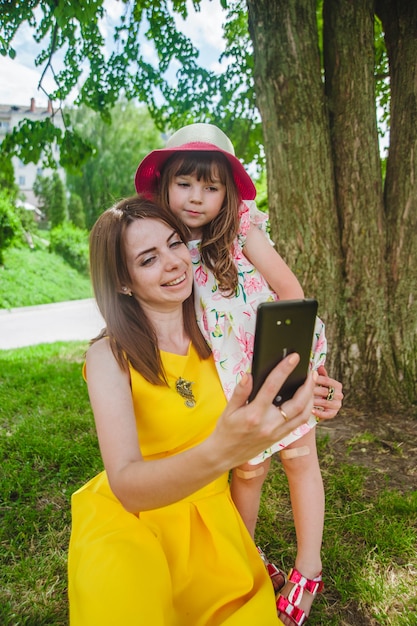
[49,222,89,275]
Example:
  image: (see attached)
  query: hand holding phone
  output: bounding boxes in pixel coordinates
[248,299,318,406]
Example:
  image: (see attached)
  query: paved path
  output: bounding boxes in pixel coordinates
[0,299,105,350]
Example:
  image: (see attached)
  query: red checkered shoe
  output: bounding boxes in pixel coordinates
[276,568,323,625]
[256,546,287,593]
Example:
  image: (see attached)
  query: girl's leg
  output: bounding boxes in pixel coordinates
[231,457,287,591]
[277,428,324,625]
[230,457,271,538]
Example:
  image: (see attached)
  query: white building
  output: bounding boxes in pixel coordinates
[0,97,65,208]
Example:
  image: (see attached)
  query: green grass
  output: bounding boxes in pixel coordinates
[0,247,92,309]
[0,342,101,625]
[1,343,416,625]
[1,244,416,624]
[258,446,417,625]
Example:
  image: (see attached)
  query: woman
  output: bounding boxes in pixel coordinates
[68,196,322,626]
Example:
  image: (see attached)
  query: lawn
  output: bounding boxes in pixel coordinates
[0,244,416,624]
[0,247,92,310]
[1,342,416,625]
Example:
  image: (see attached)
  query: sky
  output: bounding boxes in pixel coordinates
[0,0,227,108]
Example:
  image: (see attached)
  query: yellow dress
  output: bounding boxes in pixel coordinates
[68,344,281,626]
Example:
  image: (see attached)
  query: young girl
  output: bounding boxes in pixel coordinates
[134,124,343,626]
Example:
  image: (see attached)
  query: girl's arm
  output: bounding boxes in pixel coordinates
[86,339,315,513]
[243,223,304,300]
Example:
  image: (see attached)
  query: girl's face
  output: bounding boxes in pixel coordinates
[168,170,226,239]
[124,218,193,313]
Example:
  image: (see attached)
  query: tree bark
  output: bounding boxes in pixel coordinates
[246,0,343,377]
[376,0,417,402]
[246,0,417,405]
[323,0,396,400]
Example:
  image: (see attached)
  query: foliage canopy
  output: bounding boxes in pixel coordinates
[0,1,389,171]
[0,1,253,167]
[66,101,164,227]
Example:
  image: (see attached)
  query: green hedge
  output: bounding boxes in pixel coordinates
[49,222,89,275]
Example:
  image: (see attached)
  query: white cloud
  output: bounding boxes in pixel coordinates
[172,0,227,71]
[102,0,126,29]
[0,56,53,107]
[178,0,226,51]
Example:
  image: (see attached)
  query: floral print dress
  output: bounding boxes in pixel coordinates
[188,201,327,464]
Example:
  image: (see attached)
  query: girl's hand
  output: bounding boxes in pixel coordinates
[312,365,343,420]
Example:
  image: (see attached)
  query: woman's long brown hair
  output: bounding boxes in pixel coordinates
[158,152,241,296]
[89,195,211,385]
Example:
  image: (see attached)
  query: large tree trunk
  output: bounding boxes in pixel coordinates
[376,0,417,402]
[246,0,343,378]
[323,0,396,401]
[246,0,417,406]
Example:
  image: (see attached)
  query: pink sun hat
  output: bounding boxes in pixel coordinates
[134,122,256,200]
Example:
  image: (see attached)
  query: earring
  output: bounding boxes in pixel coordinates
[121,286,133,296]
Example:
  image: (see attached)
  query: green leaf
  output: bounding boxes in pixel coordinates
[59,130,95,172]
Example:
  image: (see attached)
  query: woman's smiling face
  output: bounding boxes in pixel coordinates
[124,218,193,312]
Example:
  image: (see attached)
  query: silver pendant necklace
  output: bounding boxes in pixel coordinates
[175,377,196,408]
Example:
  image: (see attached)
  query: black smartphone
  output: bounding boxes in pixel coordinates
[248,299,318,406]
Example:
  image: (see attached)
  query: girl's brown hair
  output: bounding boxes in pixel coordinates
[89,195,211,384]
[158,151,241,296]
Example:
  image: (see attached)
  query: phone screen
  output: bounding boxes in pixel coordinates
[248,299,318,405]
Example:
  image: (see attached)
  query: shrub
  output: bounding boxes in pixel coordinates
[0,191,24,265]
[49,222,89,275]
[68,193,86,229]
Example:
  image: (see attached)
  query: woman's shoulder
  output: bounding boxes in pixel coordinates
[87,336,110,354]
[86,337,114,368]
[85,337,129,386]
